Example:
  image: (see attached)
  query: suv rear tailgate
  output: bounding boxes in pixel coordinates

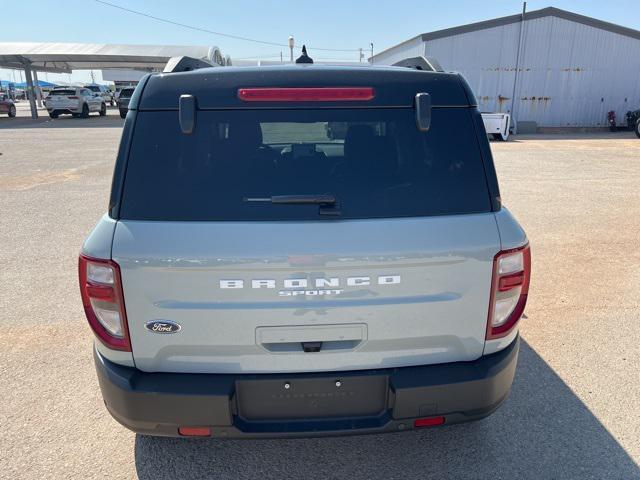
[113,214,499,374]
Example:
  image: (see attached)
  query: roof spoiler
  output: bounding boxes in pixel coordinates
[163,56,217,73]
[392,56,444,72]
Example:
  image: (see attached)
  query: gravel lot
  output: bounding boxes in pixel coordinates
[1,109,639,479]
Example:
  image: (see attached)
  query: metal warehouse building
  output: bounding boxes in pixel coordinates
[371,7,640,130]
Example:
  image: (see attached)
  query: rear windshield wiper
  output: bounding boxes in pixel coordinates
[244,194,340,216]
[244,194,336,205]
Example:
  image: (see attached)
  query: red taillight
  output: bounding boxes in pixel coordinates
[414,416,445,428]
[79,254,131,351]
[498,272,525,292]
[178,427,211,437]
[237,87,375,102]
[68,96,79,99]
[486,244,531,340]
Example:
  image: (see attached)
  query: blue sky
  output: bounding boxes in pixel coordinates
[2,0,639,84]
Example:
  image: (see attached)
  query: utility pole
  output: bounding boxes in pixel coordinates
[280,51,283,63]
[359,48,364,63]
[288,36,295,63]
[510,1,527,132]
[370,43,374,64]
[90,70,96,83]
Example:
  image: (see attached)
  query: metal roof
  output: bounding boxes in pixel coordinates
[372,7,640,60]
[0,42,222,73]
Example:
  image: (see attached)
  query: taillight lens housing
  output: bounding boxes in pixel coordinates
[79,254,131,351]
[487,244,531,339]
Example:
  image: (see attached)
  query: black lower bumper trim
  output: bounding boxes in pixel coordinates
[94,337,519,438]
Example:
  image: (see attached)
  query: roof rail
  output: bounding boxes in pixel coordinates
[163,56,217,73]
[392,56,444,72]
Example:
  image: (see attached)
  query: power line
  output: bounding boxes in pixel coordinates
[234,53,357,61]
[232,53,283,60]
[93,0,361,52]
[237,57,358,63]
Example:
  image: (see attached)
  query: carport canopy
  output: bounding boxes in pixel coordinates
[0,42,223,118]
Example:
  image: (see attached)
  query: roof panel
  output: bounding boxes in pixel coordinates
[137,65,472,110]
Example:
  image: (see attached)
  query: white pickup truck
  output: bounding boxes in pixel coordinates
[482,112,511,141]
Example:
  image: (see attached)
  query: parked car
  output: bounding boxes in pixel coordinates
[80,60,530,438]
[481,112,511,141]
[627,109,640,138]
[116,87,135,118]
[0,93,16,117]
[85,84,115,106]
[46,87,106,118]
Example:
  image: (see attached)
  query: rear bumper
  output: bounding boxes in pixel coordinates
[47,107,78,113]
[94,336,519,438]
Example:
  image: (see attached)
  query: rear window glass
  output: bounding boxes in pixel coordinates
[120,108,490,221]
[119,88,135,97]
[49,90,76,96]
[86,86,100,92]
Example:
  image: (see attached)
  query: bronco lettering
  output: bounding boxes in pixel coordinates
[219,275,401,290]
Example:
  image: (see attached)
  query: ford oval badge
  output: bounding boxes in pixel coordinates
[145,320,182,334]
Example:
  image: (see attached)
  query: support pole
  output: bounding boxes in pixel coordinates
[33,70,43,108]
[510,1,527,133]
[289,36,295,64]
[24,64,38,119]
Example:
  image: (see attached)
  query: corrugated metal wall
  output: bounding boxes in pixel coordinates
[425,23,521,116]
[377,16,640,127]
[371,36,425,66]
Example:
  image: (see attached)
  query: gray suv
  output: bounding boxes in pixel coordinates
[80,63,530,438]
[85,84,115,106]
[116,87,135,118]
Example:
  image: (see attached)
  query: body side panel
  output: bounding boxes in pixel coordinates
[493,207,528,249]
[81,214,117,259]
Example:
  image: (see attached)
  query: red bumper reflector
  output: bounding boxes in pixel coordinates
[414,416,445,428]
[178,426,211,437]
[238,87,375,102]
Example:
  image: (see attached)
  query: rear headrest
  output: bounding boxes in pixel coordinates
[370,136,397,174]
[228,122,263,148]
[344,125,375,160]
